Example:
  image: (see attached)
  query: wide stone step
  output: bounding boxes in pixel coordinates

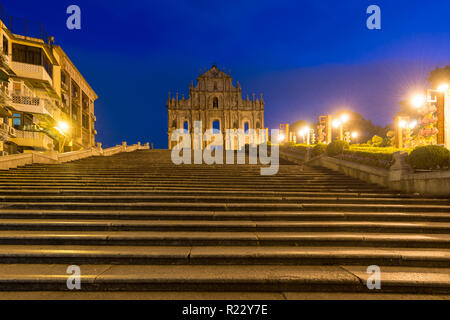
[1,195,448,205]
[0,219,449,234]
[0,210,449,222]
[0,189,416,198]
[0,185,386,192]
[0,264,447,294]
[0,230,448,247]
[1,202,449,212]
[0,245,448,267]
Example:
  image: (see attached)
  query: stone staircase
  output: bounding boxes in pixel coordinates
[0,149,449,299]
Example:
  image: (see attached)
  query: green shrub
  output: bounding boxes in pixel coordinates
[408,145,450,170]
[326,140,349,156]
[340,149,394,169]
[368,135,383,147]
[312,144,327,157]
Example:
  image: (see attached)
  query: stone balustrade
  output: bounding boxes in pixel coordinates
[280,148,450,196]
[0,141,150,170]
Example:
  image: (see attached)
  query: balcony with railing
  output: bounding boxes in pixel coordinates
[10,61,53,85]
[11,95,54,117]
[9,129,54,150]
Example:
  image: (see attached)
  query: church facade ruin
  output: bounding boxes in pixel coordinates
[167,65,266,149]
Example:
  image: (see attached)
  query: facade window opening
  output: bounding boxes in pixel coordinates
[213,97,219,109]
[183,121,189,133]
[214,82,217,90]
[3,36,8,55]
[212,120,220,133]
[256,121,261,129]
[244,122,249,133]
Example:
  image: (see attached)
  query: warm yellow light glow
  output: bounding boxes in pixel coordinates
[340,114,349,123]
[437,83,449,92]
[332,120,341,128]
[409,120,418,129]
[411,95,426,108]
[398,120,407,128]
[351,132,358,138]
[278,134,285,142]
[58,121,69,132]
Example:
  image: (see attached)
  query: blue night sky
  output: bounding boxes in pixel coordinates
[4,0,450,147]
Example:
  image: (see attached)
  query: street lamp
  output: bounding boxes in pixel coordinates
[437,83,449,93]
[298,126,310,145]
[411,95,426,109]
[333,113,350,140]
[54,121,70,153]
[408,120,418,130]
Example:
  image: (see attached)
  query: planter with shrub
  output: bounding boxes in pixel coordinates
[407,145,450,170]
[312,144,327,157]
[326,140,349,156]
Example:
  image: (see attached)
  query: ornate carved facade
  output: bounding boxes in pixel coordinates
[167,65,265,149]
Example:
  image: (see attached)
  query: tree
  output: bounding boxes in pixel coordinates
[427,65,450,88]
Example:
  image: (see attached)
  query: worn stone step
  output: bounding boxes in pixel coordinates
[0,230,448,247]
[1,195,448,205]
[0,189,416,198]
[0,291,447,300]
[0,264,447,293]
[1,202,449,212]
[0,209,448,222]
[0,245,448,267]
[0,219,449,234]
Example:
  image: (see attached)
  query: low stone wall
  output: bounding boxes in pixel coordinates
[280,149,450,196]
[0,142,150,170]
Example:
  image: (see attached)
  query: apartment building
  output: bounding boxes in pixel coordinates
[0,17,97,155]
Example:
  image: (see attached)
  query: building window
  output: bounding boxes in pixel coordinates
[12,44,41,65]
[244,122,249,133]
[82,114,89,129]
[42,54,53,78]
[71,80,80,100]
[13,113,21,128]
[214,82,218,90]
[183,121,189,133]
[2,36,8,55]
[82,92,89,112]
[213,97,218,109]
[256,121,261,129]
[11,43,52,78]
[61,71,67,87]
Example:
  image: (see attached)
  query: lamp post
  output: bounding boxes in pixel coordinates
[332,114,349,141]
[298,126,310,145]
[411,83,449,148]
